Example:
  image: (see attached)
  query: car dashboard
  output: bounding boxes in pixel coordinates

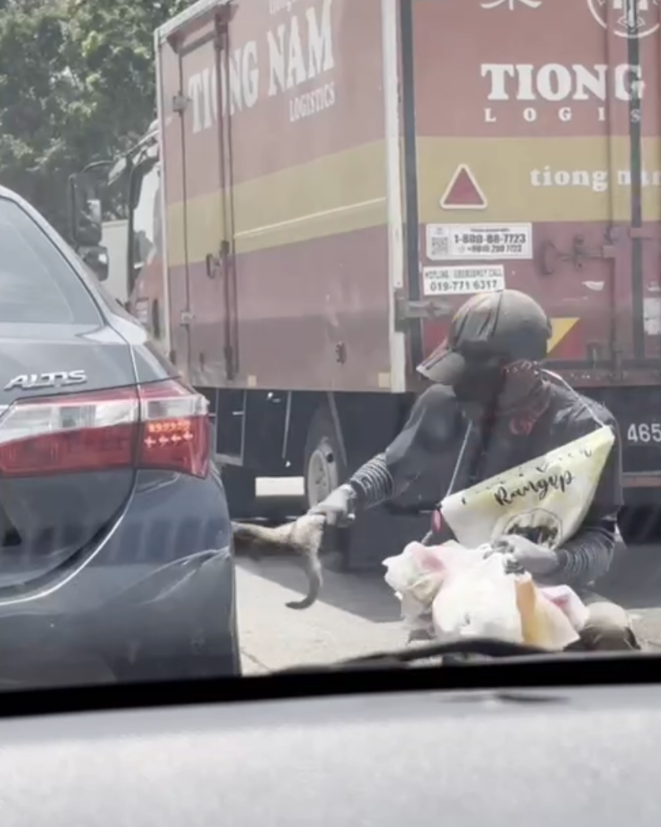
[0,673,658,826]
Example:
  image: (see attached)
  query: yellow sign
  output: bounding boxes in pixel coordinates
[548,318,579,353]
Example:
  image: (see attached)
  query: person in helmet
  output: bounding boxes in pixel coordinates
[309,289,637,651]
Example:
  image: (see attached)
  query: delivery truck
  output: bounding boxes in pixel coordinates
[68,0,661,564]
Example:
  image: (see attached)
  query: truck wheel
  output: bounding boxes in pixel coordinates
[303,406,348,509]
[303,406,354,570]
[221,466,258,519]
[303,402,430,573]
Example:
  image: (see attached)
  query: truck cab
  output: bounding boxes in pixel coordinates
[68,121,164,342]
[120,123,164,344]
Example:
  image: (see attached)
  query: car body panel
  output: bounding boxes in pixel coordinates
[0,185,239,683]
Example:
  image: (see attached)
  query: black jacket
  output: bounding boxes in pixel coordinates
[348,381,623,590]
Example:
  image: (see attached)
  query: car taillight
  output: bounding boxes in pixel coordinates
[0,379,210,478]
[137,379,209,477]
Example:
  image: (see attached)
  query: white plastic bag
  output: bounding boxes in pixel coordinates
[516,576,582,649]
[383,541,486,629]
[541,585,589,632]
[383,539,587,649]
[430,554,583,650]
[432,554,523,643]
[383,542,442,601]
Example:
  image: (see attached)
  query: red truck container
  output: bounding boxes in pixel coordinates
[80,0,661,560]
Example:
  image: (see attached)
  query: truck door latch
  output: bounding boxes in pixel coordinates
[172,93,189,114]
[394,289,452,332]
[205,240,230,278]
[539,235,616,276]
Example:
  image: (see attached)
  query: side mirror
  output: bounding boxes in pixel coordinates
[81,245,109,282]
[67,172,103,247]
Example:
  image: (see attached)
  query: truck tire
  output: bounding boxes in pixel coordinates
[303,404,429,573]
[303,405,348,510]
[303,405,356,570]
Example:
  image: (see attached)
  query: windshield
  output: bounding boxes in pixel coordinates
[0,0,659,691]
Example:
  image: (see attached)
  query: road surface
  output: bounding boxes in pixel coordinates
[237,480,661,673]
[236,550,661,675]
[237,557,406,674]
[239,479,406,673]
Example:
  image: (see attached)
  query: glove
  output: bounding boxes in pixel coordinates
[307,484,358,528]
[491,535,561,577]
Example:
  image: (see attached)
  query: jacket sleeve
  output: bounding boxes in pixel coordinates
[543,414,623,589]
[347,384,462,509]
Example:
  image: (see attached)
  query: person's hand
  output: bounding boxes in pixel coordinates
[491,535,560,577]
[307,484,357,527]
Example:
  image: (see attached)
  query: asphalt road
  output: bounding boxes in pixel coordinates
[239,479,404,673]
[237,479,661,674]
[236,481,661,673]
[237,557,406,674]
[236,553,661,674]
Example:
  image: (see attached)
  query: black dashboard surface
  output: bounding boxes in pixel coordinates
[0,682,657,826]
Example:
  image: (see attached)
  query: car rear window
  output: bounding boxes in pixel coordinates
[0,197,100,324]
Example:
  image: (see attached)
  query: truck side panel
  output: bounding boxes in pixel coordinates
[162,0,394,392]
[159,26,190,371]
[402,0,661,388]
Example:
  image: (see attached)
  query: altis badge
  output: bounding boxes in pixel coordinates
[4,370,88,391]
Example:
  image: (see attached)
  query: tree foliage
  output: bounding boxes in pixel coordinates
[0,0,188,235]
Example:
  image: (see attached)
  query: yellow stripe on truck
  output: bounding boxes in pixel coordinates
[166,134,661,267]
[166,141,387,267]
[417,136,661,224]
[548,318,580,353]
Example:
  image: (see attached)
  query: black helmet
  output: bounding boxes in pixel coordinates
[417,289,552,384]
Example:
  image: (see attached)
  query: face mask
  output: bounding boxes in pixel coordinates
[453,358,550,428]
[452,358,505,406]
[498,360,544,412]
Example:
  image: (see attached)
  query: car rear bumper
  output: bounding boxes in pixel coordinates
[0,469,240,686]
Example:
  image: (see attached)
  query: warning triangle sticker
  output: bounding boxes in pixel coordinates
[440,164,487,210]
